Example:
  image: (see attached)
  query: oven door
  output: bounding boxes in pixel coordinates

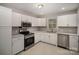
[24,37,34,48]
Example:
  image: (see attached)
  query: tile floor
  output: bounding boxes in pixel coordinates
[18,42,79,55]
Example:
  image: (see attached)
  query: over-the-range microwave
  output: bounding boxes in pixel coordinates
[21,22,32,27]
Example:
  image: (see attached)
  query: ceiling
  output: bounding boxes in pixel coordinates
[0,3,79,17]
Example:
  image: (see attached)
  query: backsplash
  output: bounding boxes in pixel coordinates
[36,27,47,31]
[58,27,77,34]
[27,26,58,33]
[12,27,20,35]
[27,27,47,33]
[27,27,38,33]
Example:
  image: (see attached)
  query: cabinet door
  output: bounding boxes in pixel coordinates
[12,36,24,54]
[49,33,57,45]
[27,16,32,22]
[57,14,77,26]
[35,33,41,43]
[69,35,78,51]
[32,18,46,26]
[35,33,49,43]
[40,33,49,43]
[66,14,77,26]
[21,15,27,22]
[21,15,32,22]
[37,33,44,42]
[32,18,38,26]
[0,6,12,26]
[57,15,68,26]
[39,18,46,26]
[12,12,21,26]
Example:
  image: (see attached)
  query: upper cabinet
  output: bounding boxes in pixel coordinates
[12,12,21,26]
[39,18,46,26]
[21,14,32,23]
[0,6,12,26]
[21,14,27,22]
[32,18,46,26]
[57,14,77,27]
[31,17,37,26]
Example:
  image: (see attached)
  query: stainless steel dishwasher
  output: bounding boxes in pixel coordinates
[58,34,69,49]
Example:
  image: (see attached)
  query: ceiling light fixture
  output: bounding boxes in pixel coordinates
[62,7,65,10]
[36,4,44,9]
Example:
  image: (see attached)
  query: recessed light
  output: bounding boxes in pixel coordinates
[62,7,65,10]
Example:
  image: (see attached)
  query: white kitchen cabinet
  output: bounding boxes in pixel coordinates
[69,35,79,51]
[27,16,32,22]
[67,14,77,26]
[40,33,49,43]
[21,14,27,22]
[21,14,32,23]
[12,34,24,54]
[12,12,21,26]
[35,32,49,43]
[31,17,37,26]
[0,6,12,26]
[35,33,41,43]
[35,32,58,45]
[49,33,57,46]
[32,18,46,26]
[57,15,68,26]
[57,14,77,27]
[39,18,46,26]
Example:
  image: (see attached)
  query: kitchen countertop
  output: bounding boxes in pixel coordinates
[12,34,24,38]
[57,32,79,36]
[30,30,79,36]
[31,30,57,33]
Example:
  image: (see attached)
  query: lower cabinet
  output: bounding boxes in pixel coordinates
[35,33,41,43]
[35,32,57,46]
[35,32,79,51]
[69,35,79,51]
[49,33,57,46]
[12,35,24,54]
[40,33,49,43]
[35,33,49,43]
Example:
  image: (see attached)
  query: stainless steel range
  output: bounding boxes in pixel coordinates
[19,31,34,49]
